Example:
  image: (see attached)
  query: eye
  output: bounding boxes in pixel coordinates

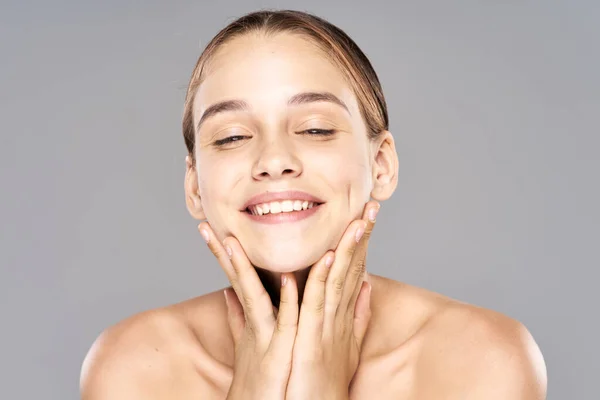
[212,129,336,147]
[298,128,336,136]
[213,135,250,147]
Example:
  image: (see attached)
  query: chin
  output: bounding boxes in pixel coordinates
[247,246,323,273]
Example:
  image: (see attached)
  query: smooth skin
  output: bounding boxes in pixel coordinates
[80,32,547,399]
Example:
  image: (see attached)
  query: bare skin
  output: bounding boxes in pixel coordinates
[80,32,547,399]
[80,274,546,399]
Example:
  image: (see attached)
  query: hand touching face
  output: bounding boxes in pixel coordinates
[198,200,380,400]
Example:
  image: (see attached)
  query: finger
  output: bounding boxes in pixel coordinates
[296,251,335,348]
[353,281,372,350]
[342,202,379,320]
[198,223,243,298]
[268,272,299,358]
[224,287,245,347]
[323,219,366,340]
[198,222,275,339]
[223,236,276,338]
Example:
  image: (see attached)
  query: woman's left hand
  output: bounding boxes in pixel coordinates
[284,200,379,400]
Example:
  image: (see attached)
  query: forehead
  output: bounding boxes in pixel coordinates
[193,33,360,119]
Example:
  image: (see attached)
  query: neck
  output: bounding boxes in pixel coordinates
[254,264,313,311]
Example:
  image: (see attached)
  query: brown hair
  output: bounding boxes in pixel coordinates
[182,9,389,162]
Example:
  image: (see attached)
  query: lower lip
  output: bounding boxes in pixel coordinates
[242,204,324,224]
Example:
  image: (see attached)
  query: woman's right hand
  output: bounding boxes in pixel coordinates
[197,222,300,400]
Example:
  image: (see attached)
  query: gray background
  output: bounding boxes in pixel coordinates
[1,0,598,399]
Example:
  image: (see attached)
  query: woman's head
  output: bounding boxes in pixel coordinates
[184,10,398,272]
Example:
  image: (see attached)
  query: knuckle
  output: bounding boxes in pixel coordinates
[207,242,222,258]
[352,258,366,276]
[316,270,329,284]
[313,297,325,314]
[333,277,345,293]
[346,245,357,258]
[243,323,256,341]
[361,229,372,242]
[276,318,297,333]
[279,294,290,307]
[243,295,254,311]
[304,296,325,316]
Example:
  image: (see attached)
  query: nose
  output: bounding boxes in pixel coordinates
[251,135,302,180]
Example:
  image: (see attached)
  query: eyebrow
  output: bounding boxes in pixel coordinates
[195,91,350,132]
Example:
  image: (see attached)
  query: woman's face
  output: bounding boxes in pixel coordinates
[187,33,392,272]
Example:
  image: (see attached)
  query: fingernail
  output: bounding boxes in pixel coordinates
[281,274,288,286]
[355,223,366,242]
[200,229,210,243]
[224,243,233,259]
[325,253,334,268]
[368,206,379,222]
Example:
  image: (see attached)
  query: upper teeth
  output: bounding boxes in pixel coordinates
[249,200,316,215]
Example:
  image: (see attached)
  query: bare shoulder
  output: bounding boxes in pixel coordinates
[79,296,227,400]
[361,276,546,399]
[414,295,548,399]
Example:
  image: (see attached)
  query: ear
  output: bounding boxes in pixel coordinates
[370,131,399,201]
[184,155,207,220]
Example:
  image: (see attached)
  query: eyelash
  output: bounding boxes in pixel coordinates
[213,129,336,147]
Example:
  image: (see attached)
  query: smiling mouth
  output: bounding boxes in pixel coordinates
[245,200,325,216]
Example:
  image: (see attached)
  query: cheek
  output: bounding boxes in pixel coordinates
[196,159,242,232]
[338,163,372,220]
[317,144,372,197]
[197,156,240,198]
[307,147,372,237]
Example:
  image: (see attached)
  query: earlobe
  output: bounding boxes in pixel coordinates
[184,156,207,220]
[370,131,399,201]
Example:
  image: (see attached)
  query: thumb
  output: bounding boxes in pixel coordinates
[353,281,372,349]
[224,288,245,346]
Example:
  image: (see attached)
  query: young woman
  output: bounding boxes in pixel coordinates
[80,10,547,400]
